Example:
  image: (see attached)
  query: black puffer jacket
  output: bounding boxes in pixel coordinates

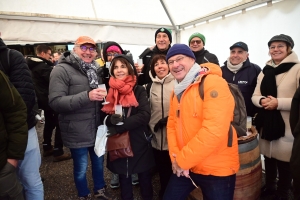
[0,38,36,129]
[27,56,54,111]
[193,48,219,66]
[138,45,171,85]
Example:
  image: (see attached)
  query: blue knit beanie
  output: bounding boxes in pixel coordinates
[166,44,196,61]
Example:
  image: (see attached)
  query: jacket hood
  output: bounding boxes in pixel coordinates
[149,70,174,84]
[110,54,137,77]
[199,62,222,78]
[26,56,53,70]
[0,38,7,51]
[266,51,300,66]
[102,41,125,62]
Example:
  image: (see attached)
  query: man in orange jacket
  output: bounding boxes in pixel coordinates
[163,44,239,200]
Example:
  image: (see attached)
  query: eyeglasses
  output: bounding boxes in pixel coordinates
[107,53,119,57]
[190,40,202,45]
[269,45,286,50]
[79,45,96,53]
[168,56,186,66]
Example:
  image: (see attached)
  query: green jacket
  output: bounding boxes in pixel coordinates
[0,71,28,170]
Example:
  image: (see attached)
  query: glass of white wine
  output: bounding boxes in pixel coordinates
[115,104,124,125]
[137,59,143,75]
[98,84,109,105]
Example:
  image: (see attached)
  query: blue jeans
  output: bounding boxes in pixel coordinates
[163,172,236,200]
[17,127,44,200]
[70,146,105,197]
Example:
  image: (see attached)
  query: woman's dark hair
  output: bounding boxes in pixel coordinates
[150,54,168,77]
[110,57,135,78]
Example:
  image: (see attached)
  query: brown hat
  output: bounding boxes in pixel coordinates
[75,36,96,46]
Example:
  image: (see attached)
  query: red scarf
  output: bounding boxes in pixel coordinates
[101,75,139,114]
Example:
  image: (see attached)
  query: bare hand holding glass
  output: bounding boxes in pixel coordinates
[136,59,144,75]
[98,84,109,105]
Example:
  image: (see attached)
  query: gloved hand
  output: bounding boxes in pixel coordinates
[107,126,118,137]
[153,117,168,132]
[109,114,123,125]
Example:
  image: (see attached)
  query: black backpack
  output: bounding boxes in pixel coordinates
[199,75,247,147]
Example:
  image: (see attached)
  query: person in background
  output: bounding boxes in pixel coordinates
[188,32,219,65]
[136,27,172,85]
[0,71,28,200]
[53,51,62,65]
[27,44,71,162]
[102,55,155,200]
[101,41,139,188]
[221,42,261,117]
[49,36,112,200]
[163,44,239,200]
[290,85,300,200]
[147,54,174,199]
[0,37,44,199]
[252,34,300,200]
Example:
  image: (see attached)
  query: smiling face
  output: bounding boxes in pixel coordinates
[112,60,129,80]
[269,41,289,64]
[168,54,195,82]
[154,59,169,79]
[73,43,97,63]
[156,32,170,51]
[189,37,204,52]
[229,47,249,65]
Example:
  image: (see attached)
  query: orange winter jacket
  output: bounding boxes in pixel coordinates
[167,63,239,176]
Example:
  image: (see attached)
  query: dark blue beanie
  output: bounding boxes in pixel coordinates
[166,44,196,61]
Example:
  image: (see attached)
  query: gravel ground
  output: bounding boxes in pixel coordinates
[36,122,160,200]
[36,122,294,200]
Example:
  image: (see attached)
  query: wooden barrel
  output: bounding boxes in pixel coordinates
[234,128,261,200]
[187,127,261,200]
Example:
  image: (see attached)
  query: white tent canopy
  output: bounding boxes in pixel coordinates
[0,0,300,63]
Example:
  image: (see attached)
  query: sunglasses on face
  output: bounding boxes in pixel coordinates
[79,45,96,53]
[107,53,119,57]
[190,40,202,45]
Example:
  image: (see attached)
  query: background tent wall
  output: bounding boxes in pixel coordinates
[180,0,300,67]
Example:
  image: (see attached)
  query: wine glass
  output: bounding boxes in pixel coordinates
[98,84,110,105]
[115,104,124,125]
[137,59,143,75]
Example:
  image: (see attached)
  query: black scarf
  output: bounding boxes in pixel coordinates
[255,62,295,141]
[152,45,170,55]
[193,48,207,64]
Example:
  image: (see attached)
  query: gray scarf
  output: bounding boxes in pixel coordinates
[71,51,99,89]
[174,63,201,101]
[226,57,245,73]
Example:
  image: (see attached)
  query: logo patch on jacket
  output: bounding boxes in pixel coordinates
[210,90,218,98]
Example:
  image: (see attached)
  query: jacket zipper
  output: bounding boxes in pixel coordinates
[160,80,165,151]
[126,158,129,178]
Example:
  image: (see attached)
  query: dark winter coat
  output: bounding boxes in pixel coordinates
[290,86,300,199]
[49,51,103,148]
[0,71,28,170]
[106,85,155,175]
[0,38,37,130]
[193,48,219,66]
[27,56,54,111]
[137,45,171,85]
[221,58,261,117]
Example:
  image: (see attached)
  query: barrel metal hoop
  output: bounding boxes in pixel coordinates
[238,138,258,153]
[239,155,261,170]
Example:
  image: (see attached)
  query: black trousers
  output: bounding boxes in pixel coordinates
[119,169,153,200]
[152,148,172,198]
[264,156,292,198]
[43,109,64,156]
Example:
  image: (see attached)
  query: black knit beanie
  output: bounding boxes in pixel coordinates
[155,27,172,43]
[268,34,294,49]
